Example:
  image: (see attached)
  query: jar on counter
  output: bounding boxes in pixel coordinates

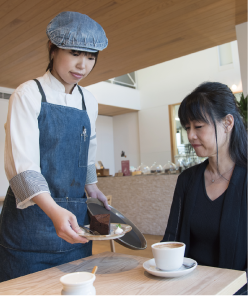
[138,163,150,174]
[150,162,163,174]
[163,161,177,174]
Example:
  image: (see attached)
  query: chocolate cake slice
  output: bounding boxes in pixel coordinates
[90,214,110,235]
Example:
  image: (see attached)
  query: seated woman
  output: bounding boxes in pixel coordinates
[162,82,247,294]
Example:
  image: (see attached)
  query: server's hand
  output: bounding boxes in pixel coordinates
[85,183,111,210]
[50,206,89,244]
[33,192,88,244]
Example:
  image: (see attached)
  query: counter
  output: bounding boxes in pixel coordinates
[97,174,178,236]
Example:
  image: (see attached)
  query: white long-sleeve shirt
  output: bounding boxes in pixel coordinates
[4,71,98,209]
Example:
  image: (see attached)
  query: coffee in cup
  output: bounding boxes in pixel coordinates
[152,242,185,271]
[153,243,183,249]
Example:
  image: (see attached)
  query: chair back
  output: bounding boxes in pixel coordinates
[106,195,112,206]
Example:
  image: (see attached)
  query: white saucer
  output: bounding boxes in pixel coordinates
[143,257,197,278]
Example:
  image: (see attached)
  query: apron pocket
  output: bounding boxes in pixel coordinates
[79,129,89,167]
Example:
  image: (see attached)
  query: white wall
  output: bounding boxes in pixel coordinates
[138,105,171,167]
[86,81,141,110]
[113,112,140,173]
[236,22,247,96]
[95,112,141,176]
[95,112,141,175]
[136,41,241,167]
[95,115,115,176]
[87,82,142,175]
[0,99,9,196]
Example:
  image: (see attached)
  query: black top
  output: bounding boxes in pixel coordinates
[188,173,226,267]
[162,159,247,273]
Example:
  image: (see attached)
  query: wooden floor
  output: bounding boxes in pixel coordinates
[92,234,163,259]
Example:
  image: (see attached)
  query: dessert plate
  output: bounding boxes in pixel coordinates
[79,223,132,240]
[86,198,147,250]
[143,257,197,278]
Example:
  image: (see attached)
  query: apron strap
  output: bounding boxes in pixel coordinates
[33,80,86,110]
[77,85,86,110]
[33,79,47,103]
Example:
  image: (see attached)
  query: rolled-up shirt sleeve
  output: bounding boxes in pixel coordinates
[4,83,50,209]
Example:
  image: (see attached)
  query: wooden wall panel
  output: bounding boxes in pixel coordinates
[236,0,247,23]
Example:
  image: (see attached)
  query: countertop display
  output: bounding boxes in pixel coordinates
[0,251,245,295]
[97,174,179,236]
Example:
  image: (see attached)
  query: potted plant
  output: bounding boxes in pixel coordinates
[235,93,247,129]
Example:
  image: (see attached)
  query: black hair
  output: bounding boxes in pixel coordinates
[178,82,247,168]
[46,41,99,72]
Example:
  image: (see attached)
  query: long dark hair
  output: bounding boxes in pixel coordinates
[46,41,99,72]
[178,82,247,168]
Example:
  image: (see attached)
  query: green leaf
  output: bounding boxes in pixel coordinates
[116,223,121,228]
[236,93,247,129]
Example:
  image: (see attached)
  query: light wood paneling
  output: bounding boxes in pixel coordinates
[0,0,246,89]
[98,104,138,116]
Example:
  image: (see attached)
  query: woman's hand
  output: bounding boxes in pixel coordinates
[32,192,88,244]
[85,183,111,210]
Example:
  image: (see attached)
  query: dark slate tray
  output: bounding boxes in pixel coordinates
[86,198,147,250]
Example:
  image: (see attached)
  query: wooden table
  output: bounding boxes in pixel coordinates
[0,252,246,295]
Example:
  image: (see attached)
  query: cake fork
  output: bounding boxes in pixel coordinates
[79,225,100,235]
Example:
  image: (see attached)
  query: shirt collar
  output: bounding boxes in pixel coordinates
[43,71,78,94]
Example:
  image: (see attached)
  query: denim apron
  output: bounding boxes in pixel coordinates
[0,80,92,282]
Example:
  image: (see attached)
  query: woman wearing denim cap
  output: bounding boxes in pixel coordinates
[162,82,247,294]
[0,11,110,282]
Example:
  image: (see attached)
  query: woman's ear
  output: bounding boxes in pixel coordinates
[223,114,234,133]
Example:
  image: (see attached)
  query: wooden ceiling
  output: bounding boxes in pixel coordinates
[98,104,138,116]
[0,0,247,90]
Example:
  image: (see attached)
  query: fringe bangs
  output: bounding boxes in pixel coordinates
[179,93,213,128]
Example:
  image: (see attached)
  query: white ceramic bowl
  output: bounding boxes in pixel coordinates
[60,272,96,295]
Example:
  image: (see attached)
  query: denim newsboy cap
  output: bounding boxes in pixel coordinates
[46,11,108,52]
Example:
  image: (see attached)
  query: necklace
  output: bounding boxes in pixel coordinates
[208,165,235,183]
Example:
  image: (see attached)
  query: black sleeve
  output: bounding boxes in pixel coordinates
[161,170,191,242]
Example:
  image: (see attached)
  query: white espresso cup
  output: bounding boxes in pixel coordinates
[152,241,185,271]
[60,272,96,295]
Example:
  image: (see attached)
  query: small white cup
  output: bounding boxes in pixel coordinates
[152,241,185,271]
[60,272,96,295]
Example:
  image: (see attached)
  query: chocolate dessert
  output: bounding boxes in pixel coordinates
[90,214,110,235]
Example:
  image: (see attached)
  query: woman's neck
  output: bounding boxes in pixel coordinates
[208,153,235,175]
[50,69,74,94]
